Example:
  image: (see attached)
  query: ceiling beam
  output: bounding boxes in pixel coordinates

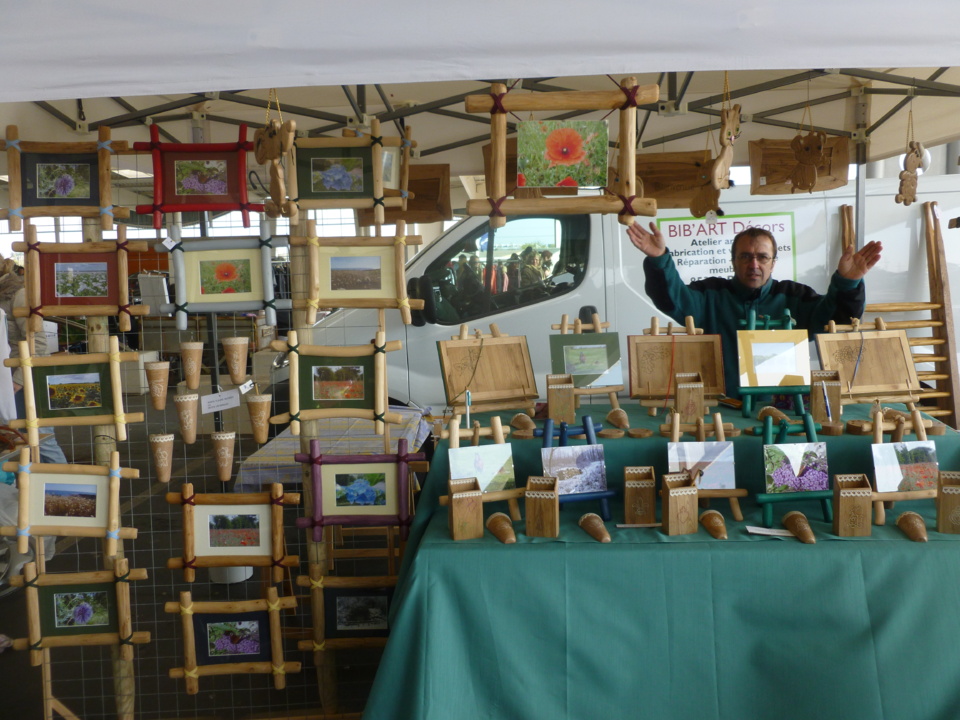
[375,86,488,123]
[218,91,350,124]
[866,67,950,136]
[32,101,78,130]
[374,84,405,136]
[838,68,960,95]
[89,95,207,129]
[109,96,180,143]
[687,70,830,110]
[693,107,850,137]
[341,85,362,119]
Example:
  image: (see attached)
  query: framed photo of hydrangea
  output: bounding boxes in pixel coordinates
[297,147,372,198]
[295,438,425,542]
[1,125,130,231]
[763,442,829,493]
[134,123,263,229]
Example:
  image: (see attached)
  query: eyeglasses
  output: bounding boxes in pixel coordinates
[735,252,774,266]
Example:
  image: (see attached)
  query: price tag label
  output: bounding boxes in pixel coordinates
[745,526,794,537]
[161,237,178,250]
[239,380,254,394]
[201,389,240,414]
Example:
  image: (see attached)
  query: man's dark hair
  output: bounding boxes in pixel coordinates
[731,227,777,262]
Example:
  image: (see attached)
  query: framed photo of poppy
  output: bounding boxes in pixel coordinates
[299,354,375,412]
[155,232,292,331]
[295,438,424,542]
[1,125,130,231]
[516,120,608,188]
[10,559,149,665]
[134,123,262,229]
[296,146,373,200]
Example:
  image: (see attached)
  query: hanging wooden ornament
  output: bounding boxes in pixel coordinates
[789,104,825,193]
[253,89,298,223]
[690,132,721,219]
[896,105,923,206]
[711,73,740,191]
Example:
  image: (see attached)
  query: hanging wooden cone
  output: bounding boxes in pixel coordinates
[144,361,170,410]
[174,393,200,444]
[578,513,611,543]
[896,511,928,542]
[699,509,728,539]
[485,512,516,544]
[180,342,204,390]
[211,431,236,483]
[246,394,272,444]
[782,511,816,544]
[149,433,175,483]
[221,337,249,385]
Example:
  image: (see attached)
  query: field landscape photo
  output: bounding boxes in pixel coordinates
[47,371,103,410]
[448,444,516,493]
[43,481,97,518]
[563,344,610,375]
[311,157,364,193]
[872,441,939,493]
[668,441,736,490]
[174,159,228,196]
[198,258,252,295]
[541,444,606,495]
[206,620,261,657]
[53,590,110,629]
[208,513,262,548]
[336,595,389,632]
[330,255,382,291]
[313,364,365,401]
[54,262,109,298]
[335,472,387,508]
[37,162,92,199]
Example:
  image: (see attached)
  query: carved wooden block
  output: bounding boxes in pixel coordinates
[448,478,484,541]
[524,476,559,538]
[832,474,873,537]
[662,472,698,536]
[937,471,960,535]
[624,466,656,524]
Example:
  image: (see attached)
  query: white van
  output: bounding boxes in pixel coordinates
[309,176,960,412]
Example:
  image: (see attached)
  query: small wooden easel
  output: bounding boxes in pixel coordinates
[540,416,616,521]
[549,311,624,411]
[868,406,937,525]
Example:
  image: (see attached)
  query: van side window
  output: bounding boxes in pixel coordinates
[420,215,589,324]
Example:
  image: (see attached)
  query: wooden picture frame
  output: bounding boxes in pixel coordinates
[627,334,724,398]
[463,78,659,227]
[549,332,622,389]
[324,586,394,639]
[294,438,424,542]
[815,329,920,399]
[10,560,149,666]
[289,120,412,225]
[14,224,149,332]
[748,137,850,195]
[269,330,402,435]
[357,162,452,227]
[437,331,538,414]
[133,123,263,229]
[1,448,137,555]
[153,226,291,331]
[165,482,300,583]
[3,336,143,444]
[288,224,424,325]
[737,329,811,388]
[165,588,300,694]
[0,125,130,231]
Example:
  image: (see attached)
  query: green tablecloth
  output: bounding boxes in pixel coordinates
[363,402,960,720]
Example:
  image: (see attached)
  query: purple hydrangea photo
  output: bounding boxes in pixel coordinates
[764,442,829,493]
[207,620,261,657]
[53,590,110,628]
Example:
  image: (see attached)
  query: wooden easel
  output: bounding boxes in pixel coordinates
[550,311,624,409]
[867,406,937,525]
[840,202,960,427]
[540,416,616,521]
[666,411,747,520]
[736,310,809,418]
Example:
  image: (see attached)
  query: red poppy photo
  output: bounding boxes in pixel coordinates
[198,258,252,295]
[516,119,608,188]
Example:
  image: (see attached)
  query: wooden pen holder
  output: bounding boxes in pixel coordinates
[662,472,698,536]
[448,478,484,541]
[624,467,656,524]
[832,474,873,537]
[524,476,560,538]
[937,471,960,534]
[546,374,576,425]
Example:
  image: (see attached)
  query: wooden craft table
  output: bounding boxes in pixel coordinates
[363,402,960,720]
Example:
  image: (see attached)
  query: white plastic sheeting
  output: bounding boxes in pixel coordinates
[3,0,960,103]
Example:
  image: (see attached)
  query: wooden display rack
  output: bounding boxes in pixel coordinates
[165,482,301,583]
[435,414,522,522]
[464,78,659,228]
[0,125,130,231]
[866,407,937,526]
[753,406,832,528]
[665,411,747,520]
[1,448,137,556]
[549,311,624,410]
[437,324,538,415]
[14,223,149,333]
[165,588,300,694]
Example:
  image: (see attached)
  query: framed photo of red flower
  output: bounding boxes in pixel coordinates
[299,354,376,412]
[517,120,609,188]
[155,232,292,331]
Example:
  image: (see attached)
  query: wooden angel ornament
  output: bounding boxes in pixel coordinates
[896,140,924,206]
[790,130,826,193]
[254,118,298,223]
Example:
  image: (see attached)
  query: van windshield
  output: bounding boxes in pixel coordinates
[418,215,589,324]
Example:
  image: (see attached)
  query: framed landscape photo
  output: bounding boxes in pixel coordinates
[541,444,607,495]
[667,441,736,490]
[737,329,811,388]
[448,443,516,493]
[1,125,130,231]
[872,441,939,493]
[134,123,262,228]
[165,483,300,583]
[34,362,114,419]
[297,146,373,200]
[300,355,374,411]
[2,448,137,556]
[763,442,829,493]
[549,332,622,388]
[324,587,394,639]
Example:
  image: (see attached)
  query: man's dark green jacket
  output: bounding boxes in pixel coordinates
[643,251,865,398]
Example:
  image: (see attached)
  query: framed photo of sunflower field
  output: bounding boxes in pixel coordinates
[10,559,149,666]
[0,125,130,231]
[463,78,659,228]
[154,230,292,331]
[133,123,263,229]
